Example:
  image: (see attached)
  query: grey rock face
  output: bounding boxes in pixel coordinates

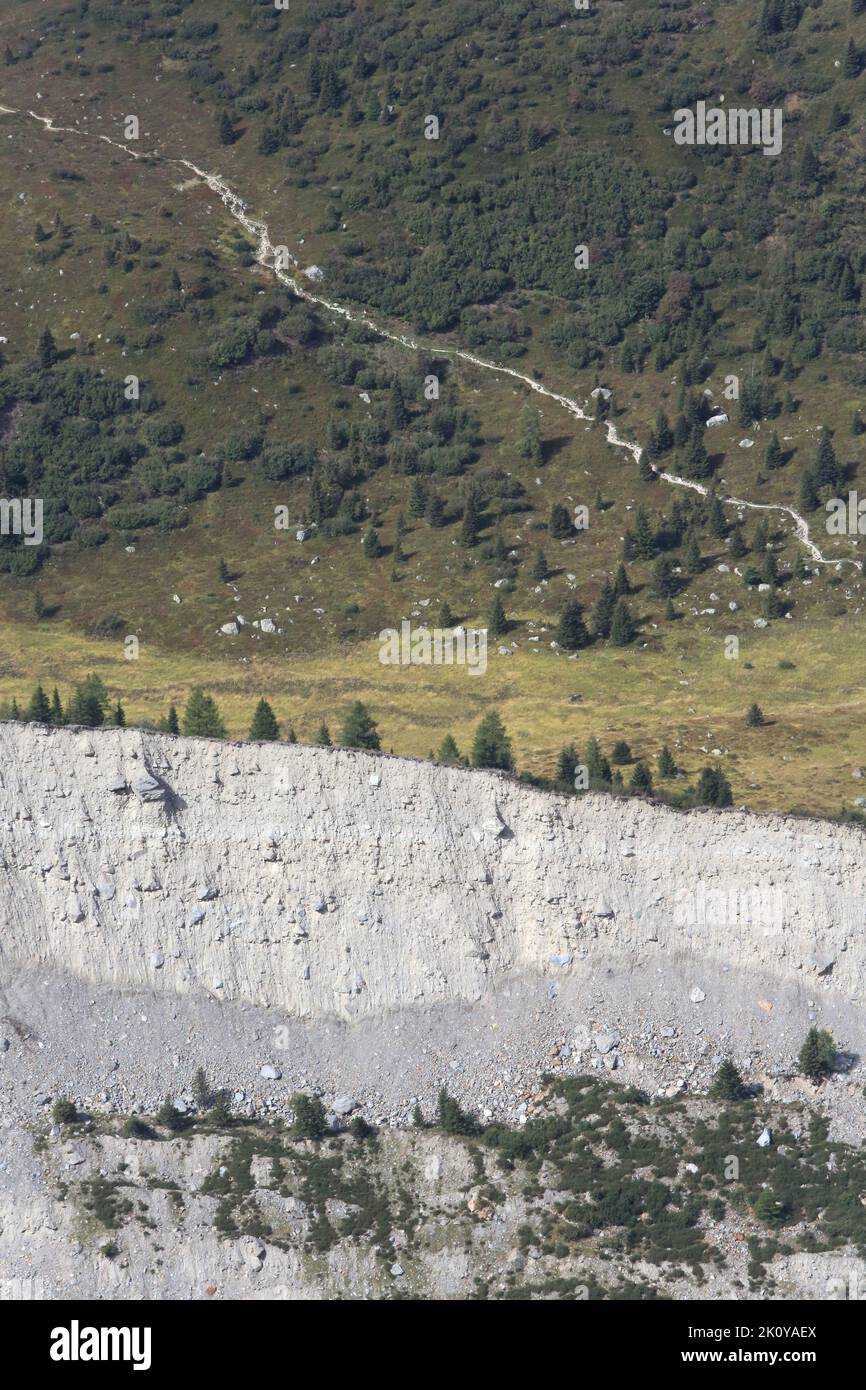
[0,724,865,1025]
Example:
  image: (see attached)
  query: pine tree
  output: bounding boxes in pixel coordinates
[591,579,616,639]
[851,410,865,437]
[530,546,549,583]
[362,525,383,559]
[387,379,409,432]
[556,600,590,650]
[683,534,702,575]
[710,1058,745,1102]
[425,493,445,528]
[314,722,332,746]
[798,142,819,184]
[696,766,733,807]
[182,689,226,739]
[609,599,635,647]
[746,703,765,727]
[50,688,64,725]
[436,734,462,765]
[814,428,841,490]
[638,452,656,483]
[210,1090,233,1126]
[729,524,748,559]
[754,1190,788,1229]
[655,410,673,453]
[112,701,126,728]
[707,494,727,538]
[155,1097,188,1133]
[408,478,427,519]
[34,221,48,244]
[798,1027,835,1082]
[439,599,454,629]
[761,551,778,586]
[164,704,180,735]
[192,1068,212,1110]
[633,506,656,560]
[27,684,51,723]
[585,736,611,786]
[610,740,632,765]
[341,701,380,750]
[291,1093,327,1140]
[286,725,297,743]
[460,489,482,547]
[33,590,47,619]
[487,592,508,638]
[664,598,677,621]
[658,745,677,779]
[630,761,652,794]
[218,558,230,584]
[69,674,109,728]
[798,469,819,513]
[37,326,57,369]
[471,710,514,771]
[218,111,235,146]
[652,556,678,598]
[249,698,280,741]
[517,406,543,465]
[556,743,578,787]
[548,502,573,540]
[843,38,861,79]
[613,563,630,596]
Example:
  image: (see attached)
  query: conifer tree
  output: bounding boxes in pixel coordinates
[517,406,543,465]
[387,379,409,432]
[487,592,508,638]
[556,600,590,650]
[362,525,383,559]
[471,710,514,771]
[530,546,549,583]
[630,761,652,794]
[683,534,702,575]
[436,733,462,765]
[710,1058,745,1102]
[50,688,64,725]
[182,689,226,739]
[658,745,677,778]
[798,1027,835,1082]
[548,502,573,540]
[164,704,180,735]
[218,111,235,145]
[314,722,332,746]
[633,506,656,560]
[27,684,51,723]
[556,743,578,787]
[249,698,280,741]
[341,701,380,750]
[439,599,454,629]
[37,325,57,369]
[592,579,616,638]
[460,489,482,546]
[764,432,783,471]
[585,736,611,786]
[746,703,765,727]
[609,598,636,646]
[613,563,630,596]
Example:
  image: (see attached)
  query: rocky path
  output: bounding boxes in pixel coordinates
[4,102,860,572]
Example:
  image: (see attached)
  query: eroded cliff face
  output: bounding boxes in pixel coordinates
[0,723,862,1018]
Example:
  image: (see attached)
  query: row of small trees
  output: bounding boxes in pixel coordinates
[0,680,383,751]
